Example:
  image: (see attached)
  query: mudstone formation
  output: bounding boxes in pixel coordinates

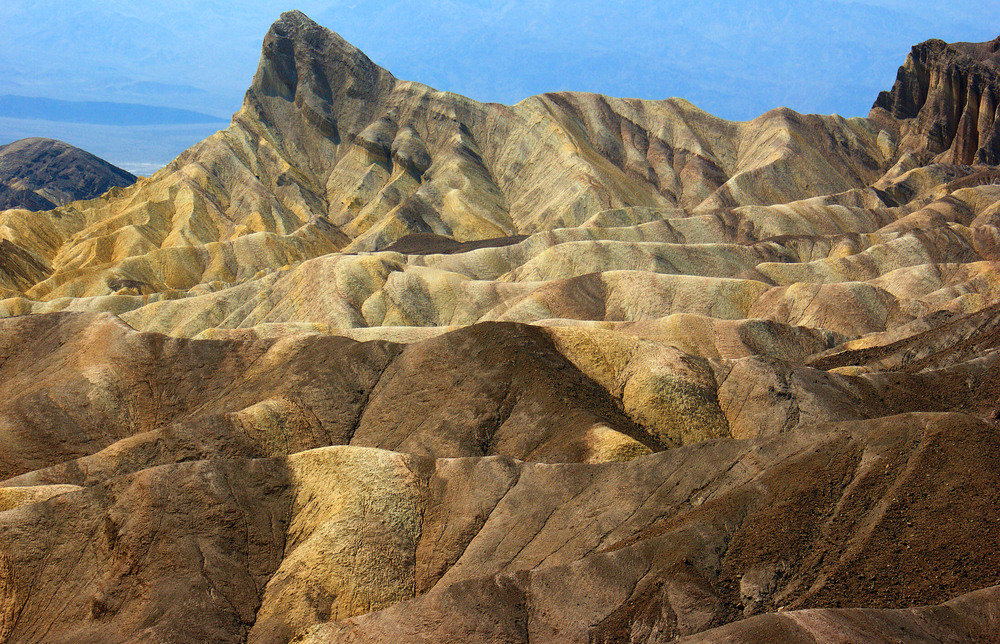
[1,11,1000,643]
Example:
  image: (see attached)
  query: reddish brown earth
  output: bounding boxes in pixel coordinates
[2,11,1000,644]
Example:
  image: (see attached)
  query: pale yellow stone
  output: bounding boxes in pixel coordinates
[251,446,424,639]
[582,425,653,463]
[0,485,83,512]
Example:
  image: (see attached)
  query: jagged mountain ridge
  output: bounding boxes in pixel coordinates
[0,10,899,302]
[2,10,1000,644]
[872,35,1000,164]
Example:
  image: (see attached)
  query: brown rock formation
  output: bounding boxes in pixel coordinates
[0,313,657,487]
[872,35,1000,164]
[3,11,1000,644]
[0,137,136,210]
[676,584,1000,643]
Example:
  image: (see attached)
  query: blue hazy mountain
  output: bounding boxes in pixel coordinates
[0,96,227,127]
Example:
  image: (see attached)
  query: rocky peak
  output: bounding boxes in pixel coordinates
[872,35,1000,164]
[240,10,396,150]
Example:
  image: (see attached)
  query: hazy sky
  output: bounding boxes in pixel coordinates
[1,1,997,169]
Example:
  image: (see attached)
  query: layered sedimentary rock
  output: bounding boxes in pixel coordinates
[872,35,1000,165]
[2,10,1000,644]
[0,11,897,303]
[676,585,1000,643]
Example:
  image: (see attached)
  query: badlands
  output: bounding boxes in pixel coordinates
[1,10,1000,643]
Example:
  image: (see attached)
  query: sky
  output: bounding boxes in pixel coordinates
[0,1,997,172]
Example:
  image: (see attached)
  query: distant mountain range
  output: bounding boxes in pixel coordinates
[0,95,227,127]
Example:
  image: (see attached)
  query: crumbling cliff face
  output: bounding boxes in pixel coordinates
[873,35,1000,164]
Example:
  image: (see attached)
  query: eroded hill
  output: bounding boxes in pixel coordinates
[1,11,1000,644]
[0,137,135,211]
